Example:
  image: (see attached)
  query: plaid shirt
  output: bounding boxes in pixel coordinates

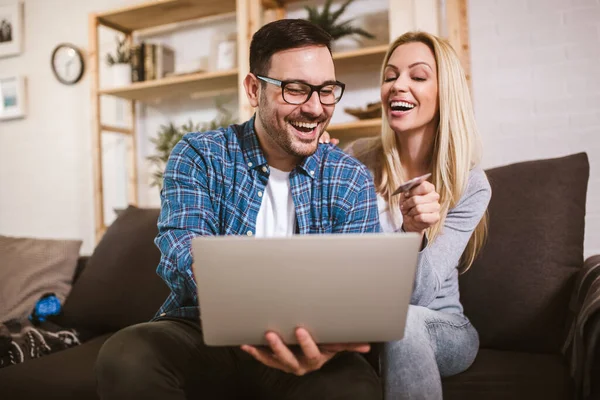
[154,116,381,321]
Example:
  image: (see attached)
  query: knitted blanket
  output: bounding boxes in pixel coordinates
[563,255,600,399]
[0,319,80,369]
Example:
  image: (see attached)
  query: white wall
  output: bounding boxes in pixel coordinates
[469,0,600,257]
[0,0,598,257]
[0,0,141,254]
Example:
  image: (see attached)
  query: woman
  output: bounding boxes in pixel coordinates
[322,31,491,399]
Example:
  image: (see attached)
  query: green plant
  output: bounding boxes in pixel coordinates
[147,100,235,189]
[105,36,131,66]
[304,0,375,41]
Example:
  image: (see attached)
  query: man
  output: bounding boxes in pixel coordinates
[96,19,381,399]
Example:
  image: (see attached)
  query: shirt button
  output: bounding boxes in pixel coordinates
[247,231,253,237]
[258,191,263,197]
[160,313,166,317]
[262,166,268,172]
[248,162,253,167]
[310,170,315,176]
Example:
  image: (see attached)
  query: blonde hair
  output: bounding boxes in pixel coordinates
[353,31,487,272]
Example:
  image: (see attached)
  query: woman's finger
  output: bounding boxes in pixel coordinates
[407,180,435,197]
[407,202,441,217]
[414,212,441,225]
[319,131,332,144]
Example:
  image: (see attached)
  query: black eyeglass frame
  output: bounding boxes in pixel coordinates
[256,75,346,105]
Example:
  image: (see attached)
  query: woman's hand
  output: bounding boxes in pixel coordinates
[400,180,441,234]
[319,131,339,146]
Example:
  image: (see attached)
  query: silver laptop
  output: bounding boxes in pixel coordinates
[192,233,421,346]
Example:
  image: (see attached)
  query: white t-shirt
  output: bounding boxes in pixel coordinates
[377,194,403,233]
[255,166,296,237]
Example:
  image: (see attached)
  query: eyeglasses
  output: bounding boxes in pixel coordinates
[256,75,345,105]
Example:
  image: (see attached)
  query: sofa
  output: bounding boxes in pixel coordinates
[0,152,597,400]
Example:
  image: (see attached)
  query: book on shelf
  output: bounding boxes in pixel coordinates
[156,44,175,79]
[144,43,156,81]
[131,42,175,83]
[130,43,145,82]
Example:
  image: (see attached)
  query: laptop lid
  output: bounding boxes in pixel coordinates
[192,232,421,346]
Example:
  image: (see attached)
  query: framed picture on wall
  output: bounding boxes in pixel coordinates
[0,75,26,120]
[0,2,23,58]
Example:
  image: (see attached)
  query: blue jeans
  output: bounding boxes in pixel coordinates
[383,305,479,399]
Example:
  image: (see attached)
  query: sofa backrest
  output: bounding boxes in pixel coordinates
[459,152,589,354]
[58,206,167,336]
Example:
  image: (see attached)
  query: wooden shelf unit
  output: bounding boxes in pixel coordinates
[99,68,239,101]
[333,44,388,71]
[97,0,237,33]
[90,0,470,241]
[261,0,304,8]
[328,118,381,139]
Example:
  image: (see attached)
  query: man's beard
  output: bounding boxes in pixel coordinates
[259,95,326,159]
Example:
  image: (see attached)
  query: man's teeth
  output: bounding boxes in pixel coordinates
[290,121,318,129]
[390,101,415,110]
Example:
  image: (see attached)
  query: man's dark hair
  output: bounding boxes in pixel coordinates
[249,19,333,77]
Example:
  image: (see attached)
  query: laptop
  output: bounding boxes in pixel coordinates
[191,232,421,346]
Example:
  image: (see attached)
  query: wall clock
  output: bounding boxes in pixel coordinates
[51,43,84,85]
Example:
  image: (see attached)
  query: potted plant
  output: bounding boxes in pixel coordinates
[147,100,235,189]
[105,36,132,87]
[304,0,375,49]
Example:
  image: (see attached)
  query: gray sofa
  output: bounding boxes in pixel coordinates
[0,152,597,400]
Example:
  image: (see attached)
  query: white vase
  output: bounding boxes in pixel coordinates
[215,40,237,71]
[111,63,132,87]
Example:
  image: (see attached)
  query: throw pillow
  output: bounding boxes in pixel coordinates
[460,152,588,353]
[57,205,169,335]
[0,235,82,323]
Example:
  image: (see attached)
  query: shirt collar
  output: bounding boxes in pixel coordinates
[240,115,268,170]
[239,114,322,179]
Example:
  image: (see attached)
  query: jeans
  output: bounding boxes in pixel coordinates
[383,305,479,400]
[95,318,382,400]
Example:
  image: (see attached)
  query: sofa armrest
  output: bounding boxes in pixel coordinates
[563,255,600,399]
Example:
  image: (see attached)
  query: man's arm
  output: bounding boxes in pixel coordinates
[155,137,219,307]
[332,164,381,234]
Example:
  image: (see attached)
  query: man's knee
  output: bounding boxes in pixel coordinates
[326,353,382,399]
[342,378,382,400]
[96,323,161,391]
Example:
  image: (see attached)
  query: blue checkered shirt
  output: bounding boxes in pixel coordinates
[154,116,381,321]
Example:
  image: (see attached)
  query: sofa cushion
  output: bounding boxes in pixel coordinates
[0,332,112,400]
[57,206,169,335]
[442,349,573,400]
[0,235,82,323]
[460,153,588,353]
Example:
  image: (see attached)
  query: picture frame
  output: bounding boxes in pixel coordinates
[0,75,26,120]
[0,2,23,58]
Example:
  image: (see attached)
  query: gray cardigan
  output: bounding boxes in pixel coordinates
[407,167,491,315]
[346,141,491,316]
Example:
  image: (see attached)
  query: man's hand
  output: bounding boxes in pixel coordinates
[400,180,441,234]
[241,328,370,376]
[318,131,340,146]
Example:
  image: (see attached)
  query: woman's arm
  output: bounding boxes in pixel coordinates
[410,168,491,306]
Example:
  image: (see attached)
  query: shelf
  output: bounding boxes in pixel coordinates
[97,0,237,33]
[333,44,388,72]
[261,0,304,8]
[327,118,381,139]
[99,69,239,101]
